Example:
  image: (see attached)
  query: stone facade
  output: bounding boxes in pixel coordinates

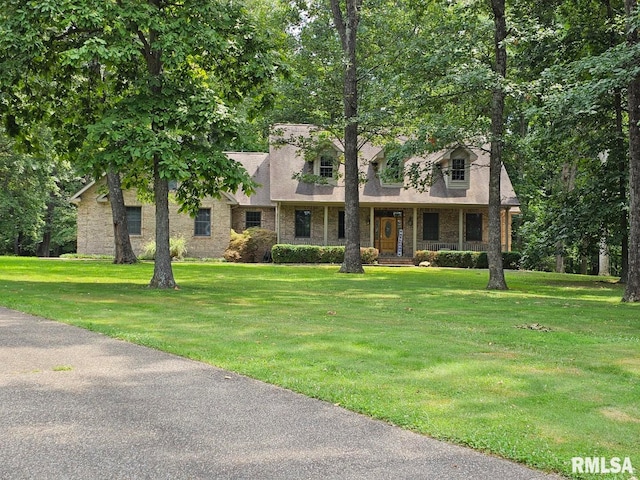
[72,125,520,260]
[231,206,276,233]
[74,179,232,259]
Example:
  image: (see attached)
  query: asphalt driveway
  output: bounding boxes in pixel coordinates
[0,307,562,479]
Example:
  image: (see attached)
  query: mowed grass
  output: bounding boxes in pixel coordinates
[0,257,638,479]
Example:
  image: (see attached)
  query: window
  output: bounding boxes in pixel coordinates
[380,157,404,187]
[422,212,439,241]
[194,208,211,236]
[319,155,334,178]
[338,211,345,239]
[125,207,142,235]
[295,209,311,238]
[466,213,482,241]
[451,158,466,181]
[245,211,262,229]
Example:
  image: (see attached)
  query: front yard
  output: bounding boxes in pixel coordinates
[0,257,637,479]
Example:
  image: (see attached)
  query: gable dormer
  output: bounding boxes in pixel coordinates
[439,146,476,190]
[312,146,340,185]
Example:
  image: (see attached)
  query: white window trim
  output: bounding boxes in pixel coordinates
[313,152,338,185]
[447,157,470,189]
[378,157,405,188]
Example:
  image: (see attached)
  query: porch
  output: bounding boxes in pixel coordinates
[276,205,516,257]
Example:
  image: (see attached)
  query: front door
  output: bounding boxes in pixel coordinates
[379,217,397,254]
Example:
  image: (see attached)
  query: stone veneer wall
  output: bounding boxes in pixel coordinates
[278,205,370,246]
[75,180,232,258]
[231,206,276,233]
[415,207,489,244]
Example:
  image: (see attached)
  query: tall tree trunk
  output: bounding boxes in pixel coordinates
[487,0,507,290]
[142,9,177,288]
[615,94,629,282]
[606,0,629,283]
[623,0,640,301]
[332,0,364,274]
[106,170,137,264]
[149,155,177,288]
[36,194,55,257]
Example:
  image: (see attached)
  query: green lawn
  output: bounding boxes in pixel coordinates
[0,257,638,479]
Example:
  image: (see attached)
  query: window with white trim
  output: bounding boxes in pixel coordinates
[451,158,466,181]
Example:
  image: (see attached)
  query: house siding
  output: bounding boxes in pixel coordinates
[231,206,276,233]
[74,181,231,258]
[278,205,371,247]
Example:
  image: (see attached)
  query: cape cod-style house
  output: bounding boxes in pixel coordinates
[71,124,520,260]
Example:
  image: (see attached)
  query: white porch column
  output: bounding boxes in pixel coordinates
[458,209,464,250]
[276,202,281,244]
[370,207,375,248]
[323,206,329,245]
[412,207,418,255]
[504,207,510,252]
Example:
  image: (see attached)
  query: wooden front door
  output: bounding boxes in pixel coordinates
[379,217,397,254]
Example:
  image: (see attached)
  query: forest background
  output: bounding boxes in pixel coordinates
[0,0,637,280]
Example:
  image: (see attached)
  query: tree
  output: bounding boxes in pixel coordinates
[1,0,281,287]
[106,171,138,264]
[0,127,78,256]
[507,0,630,278]
[486,0,508,290]
[331,0,364,274]
[623,0,640,301]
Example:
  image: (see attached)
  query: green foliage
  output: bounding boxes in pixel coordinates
[140,236,188,261]
[224,228,277,263]
[413,250,521,270]
[272,244,378,264]
[0,127,79,256]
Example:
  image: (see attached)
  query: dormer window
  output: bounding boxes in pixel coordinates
[451,158,466,181]
[319,154,334,179]
[442,147,472,189]
[311,151,338,185]
[376,151,405,188]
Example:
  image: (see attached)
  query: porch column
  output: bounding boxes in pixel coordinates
[504,207,510,252]
[458,209,464,250]
[276,202,281,244]
[370,207,375,248]
[323,206,329,246]
[412,207,418,256]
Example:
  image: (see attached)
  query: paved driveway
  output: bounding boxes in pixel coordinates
[0,307,561,479]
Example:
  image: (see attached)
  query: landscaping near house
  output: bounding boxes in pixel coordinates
[0,257,637,479]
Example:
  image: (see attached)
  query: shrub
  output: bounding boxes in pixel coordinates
[502,251,522,270]
[413,250,521,269]
[413,250,437,265]
[271,245,379,264]
[224,228,277,263]
[360,247,379,264]
[139,236,188,261]
[224,230,248,262]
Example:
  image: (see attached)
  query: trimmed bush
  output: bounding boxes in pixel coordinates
[413,250,521,269]
[224,228,277,263]
[413,250,437,265]
[360,247,379,264]
[272,245,379,264]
